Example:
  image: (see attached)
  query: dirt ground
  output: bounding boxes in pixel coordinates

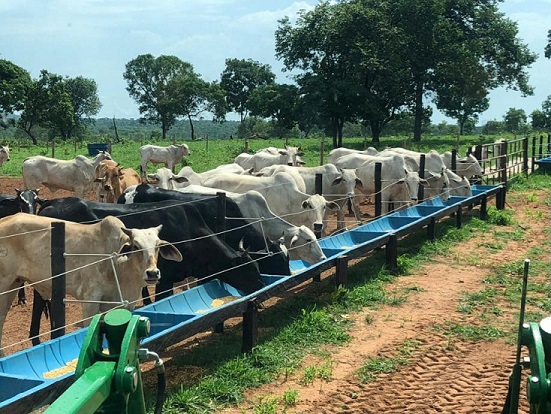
[0,177,547,413]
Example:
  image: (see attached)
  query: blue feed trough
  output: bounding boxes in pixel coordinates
[536,156,551,171]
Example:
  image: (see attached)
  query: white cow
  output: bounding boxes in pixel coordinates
[22,151,112,198]
[256,164,363,231]
[0,213,182,354]
[166,186,327,264]
[379,148,450,201]
[146,167,189,190]
[175,163,247,186]
[351,154,428,214]
[202,172,340,231]
[234,145,305,172]
[328,147,378,165]
[0,146,10,167]
[445,170,473,197]
[139,144,190,175]
[441,152,483,180]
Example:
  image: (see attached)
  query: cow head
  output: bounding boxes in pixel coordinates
[15,188,44,214]
[147,168,188,190]
[282,145,305,166]
[300,194,340,232]
[332,168,363,202]
[283,226,326,264]
[118,225,182,284]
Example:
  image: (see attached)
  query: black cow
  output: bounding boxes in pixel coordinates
[0,189,44,304]
[117,184,291,277]
[38,197,266,298]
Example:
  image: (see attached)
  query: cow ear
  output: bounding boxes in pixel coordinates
[159,241,183,262]
[327,201,340,211]
[94,177,104,183]
[15,188,21,195]
[331,176,343,185]
[420,178,429,186]
[355,178,363,188]
[116,242,133,263]
[171,176,189,183]
[301,200,309,209]
[290,234,299,247]
[121,227,133,238]
[278,150,287,155]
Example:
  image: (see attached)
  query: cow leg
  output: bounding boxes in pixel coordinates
[0,282,19,355]
[142,286,152,306]
[29,290,48,346]
[17,281,26,305]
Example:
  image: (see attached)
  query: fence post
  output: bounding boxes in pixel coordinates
[451,149,457,173]
[51,222,66,340]
[244,139,249,154]
[385,234,398,271]
[242,299,258,353]
[427,217,436,241]
[539,135,544,159]
[51,140,55,158]
[312,173,324,282]
[532,136,537,171]
[335,256,349,287]
[206,134,209,152]
[320,140,325,166]
[418,154,425,202]
[214,192,227,334]
[522,137,528,175]
[480,194,488,220]
[375,162,382,217]
[499,141,508,185]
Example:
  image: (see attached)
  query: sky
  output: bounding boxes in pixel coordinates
[1,0,549,126]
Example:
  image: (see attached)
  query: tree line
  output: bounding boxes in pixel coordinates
[2,0,551,147]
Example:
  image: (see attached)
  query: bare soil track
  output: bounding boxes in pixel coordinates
[0,176,547,413]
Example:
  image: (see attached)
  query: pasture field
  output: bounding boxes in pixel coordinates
[0,133,519,177]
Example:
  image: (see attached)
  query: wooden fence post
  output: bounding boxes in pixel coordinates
[417,154,425,202]
[522,137,528,175]
[539,135,544,159]
[320,140,325,166]
[51,222,66,340]
[451,149,457,173]
[313,173,323,283]
[242,300,258,353]
[499,141,508,185]
[375,162,382,218]
[532,136,537,171]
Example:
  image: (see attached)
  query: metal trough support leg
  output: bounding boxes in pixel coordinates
[497,187,507,210]
[386,234,398,272]
[335,256,348,287]
[242,300,258,354]
[427,217,436,242]
[455,206,462,228]
[213,322,224,334]
[480,194,488,220]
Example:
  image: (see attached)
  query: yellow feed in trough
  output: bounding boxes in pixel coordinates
[195,296,240,314]
[43,358,78,379]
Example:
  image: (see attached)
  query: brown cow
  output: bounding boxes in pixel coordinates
[0,213,182,355]
[95,160,142,203]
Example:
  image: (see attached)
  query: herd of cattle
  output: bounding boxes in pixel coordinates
[0,142,483,354]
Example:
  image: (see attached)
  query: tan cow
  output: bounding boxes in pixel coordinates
[95,160,142,203]
[0,213,182,355]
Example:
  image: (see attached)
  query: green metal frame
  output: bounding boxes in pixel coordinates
[44,309,150,414]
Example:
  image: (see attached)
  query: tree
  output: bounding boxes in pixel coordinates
[0,59,32,116]
[393,0,536,141]
[18,71,75,143]
[248,83,299,137]
[482,120,505,135]
[64,76,102,139]
[276,4,364,147]
[546,29,551,59]
[220,58,275,123]
[124,54,198,139]
[530,110,548,130]
[503,108,527,133]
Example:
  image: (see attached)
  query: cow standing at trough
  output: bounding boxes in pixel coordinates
[95,160,141,203]
[0,214,182,355]
[38,196,267,301]
[328,147,378,165]
[139,144,190,176]
[336,154,428,214]
[255,164,363,231]
[121,184,326,265]
[441,152,483,180]
[0,189,44,305]
[202,172,340,232]
[146,164,247,190]
[22,151,112,198]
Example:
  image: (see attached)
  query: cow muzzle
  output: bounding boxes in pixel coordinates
[144,269,161,284]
